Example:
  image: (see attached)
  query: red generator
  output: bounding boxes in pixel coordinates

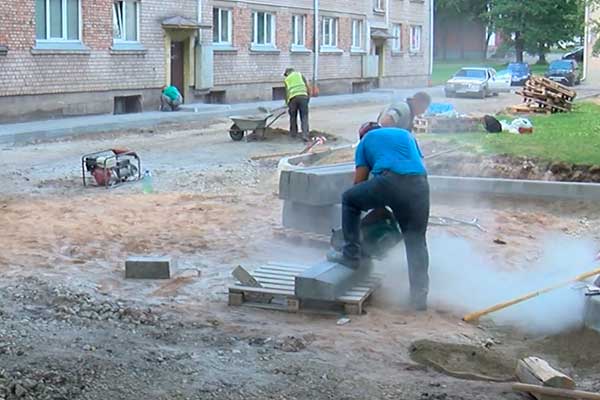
[82,149,141,188]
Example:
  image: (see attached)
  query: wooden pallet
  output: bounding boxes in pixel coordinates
[229,262,382,315]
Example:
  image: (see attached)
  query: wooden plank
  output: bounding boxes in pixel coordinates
[516,357,575,400]
[254,277,295,286]
[267,262,311,271]
[261,267,306,275]
[231,285,295,296]
[252,272,296,281]
[255,268,300,277]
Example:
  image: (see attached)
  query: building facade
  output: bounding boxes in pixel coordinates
[0,0,432,122]
[585,2,600,86]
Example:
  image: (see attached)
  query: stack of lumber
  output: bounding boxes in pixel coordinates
[512,76,577,114]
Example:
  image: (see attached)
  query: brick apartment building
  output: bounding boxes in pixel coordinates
[0,0,432,122]
[585,2,600,86]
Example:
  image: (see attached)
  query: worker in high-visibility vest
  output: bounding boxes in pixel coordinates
[284,68,311,142]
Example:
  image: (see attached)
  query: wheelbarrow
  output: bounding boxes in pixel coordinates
[228,106,287,141]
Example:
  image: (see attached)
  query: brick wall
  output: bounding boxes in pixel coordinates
[0,0,197,99]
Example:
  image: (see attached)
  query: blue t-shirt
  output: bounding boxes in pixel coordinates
[355,128,426,176]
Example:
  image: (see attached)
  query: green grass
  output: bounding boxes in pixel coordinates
[431,61,548,86]
[424,102,600,165]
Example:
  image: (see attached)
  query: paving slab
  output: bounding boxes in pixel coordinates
[295,260,373,301]
[585,295,600,333]
[125,256,173,279]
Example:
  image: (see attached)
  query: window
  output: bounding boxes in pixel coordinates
[292,15,306,48]
[213,8,232,45]
[351,20,364,50]
[374,0,385,11]
[410,25,422,53]
[252,11,275,47]
[321,17,338,48]
[113,1,139,42]
[392,23,402,52]
[35,0,80,41]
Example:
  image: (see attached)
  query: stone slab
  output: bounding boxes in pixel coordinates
[280,164,600,206]
[295,260,372,301]
[584,294,600,333]
[125,256,173,279]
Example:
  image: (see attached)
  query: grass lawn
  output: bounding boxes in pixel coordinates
[432,61,548,86]
[425,102,600,165]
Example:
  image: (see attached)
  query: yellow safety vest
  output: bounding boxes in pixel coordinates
[285,72,308,103]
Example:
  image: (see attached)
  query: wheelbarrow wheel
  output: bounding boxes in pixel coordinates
[229,124,245,141]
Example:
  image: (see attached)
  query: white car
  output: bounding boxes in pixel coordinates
[445,67,512,99]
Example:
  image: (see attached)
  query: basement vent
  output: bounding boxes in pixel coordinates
[0,45,7,56]
[114,95,142,115]
[352,81,371,94]
[272,87,286,101]
[206,90,226,104]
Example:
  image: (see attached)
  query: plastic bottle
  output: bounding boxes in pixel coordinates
[142,170,153,194]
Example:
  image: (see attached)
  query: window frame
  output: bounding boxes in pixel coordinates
[321,16,338,49]
[351,19,364,51]
[291,14,307,49]
[113,0,141,44]
[392,23,402,52]
[252,11,276,48]
[212,7,233,46]
[36,0,82,43]
[373,0,385,12]
[410,24,422,53]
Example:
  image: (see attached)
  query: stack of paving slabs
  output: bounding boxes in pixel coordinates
[512,76,577,114]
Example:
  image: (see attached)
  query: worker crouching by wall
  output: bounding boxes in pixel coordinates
[284,68,311,142]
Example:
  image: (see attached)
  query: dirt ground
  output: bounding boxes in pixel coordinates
[2,100,600,399]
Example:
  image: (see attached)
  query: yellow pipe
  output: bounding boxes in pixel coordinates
[463,267,600,323]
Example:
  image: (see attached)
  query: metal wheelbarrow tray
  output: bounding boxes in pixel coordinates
[228,108,287,141]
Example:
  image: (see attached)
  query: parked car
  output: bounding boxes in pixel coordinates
[545,59,581,86]
[562,46,584,63]
[507,62,531,86]
[445,67,512,99]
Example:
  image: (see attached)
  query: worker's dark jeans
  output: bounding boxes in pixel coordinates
[289,95,310,137]
[342,172,430,303]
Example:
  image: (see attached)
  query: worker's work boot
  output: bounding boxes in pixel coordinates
[410,291,428,312]
[326,250,361,270]
[301,133,310,143]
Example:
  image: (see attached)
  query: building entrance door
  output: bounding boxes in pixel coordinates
[170,41,185,98]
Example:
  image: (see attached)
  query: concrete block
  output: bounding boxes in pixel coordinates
[125,256,173,279]
[584,295,600,333]
[282,201,341,235]
[279,164,600,206]
[295,260,372,301]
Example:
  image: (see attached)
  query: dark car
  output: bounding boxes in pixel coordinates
[545,59,581,86]
[563,46,584,63]
[507,62,531,86]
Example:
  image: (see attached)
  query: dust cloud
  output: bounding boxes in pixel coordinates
[378,233,597,335]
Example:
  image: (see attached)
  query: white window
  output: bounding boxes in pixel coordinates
[292,15,306,48]
[113,1,140,42]
[374,0,385,11]
[35,0,80,41]
[351,20,364,50]
[321,17,338,48]
[392,23,402,52]
[410,25,422,53]
[213,8,232,45]
[252,11,275,47]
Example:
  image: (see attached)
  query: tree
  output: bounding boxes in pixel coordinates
[490,0,583,63]
[435,0,493,59]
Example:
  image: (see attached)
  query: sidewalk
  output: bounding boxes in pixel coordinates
[0,87,436,146]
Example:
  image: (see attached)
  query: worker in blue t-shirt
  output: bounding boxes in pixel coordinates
[328,122,430,311]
